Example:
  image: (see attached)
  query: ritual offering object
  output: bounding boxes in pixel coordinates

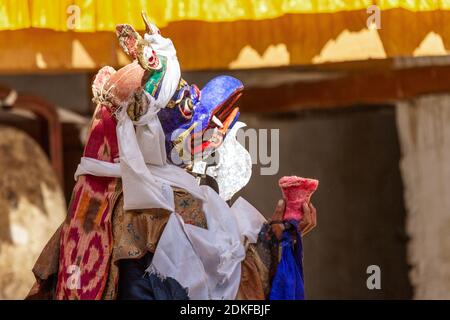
[279,176,319,221]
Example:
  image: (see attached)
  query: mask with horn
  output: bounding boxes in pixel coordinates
[108,12,243,167]
[95,12,248,196]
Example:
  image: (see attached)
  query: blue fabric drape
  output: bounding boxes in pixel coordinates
[269,221,305,300]
[118,252,189,300]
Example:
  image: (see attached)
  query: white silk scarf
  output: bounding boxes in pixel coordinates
[75,157,265,299]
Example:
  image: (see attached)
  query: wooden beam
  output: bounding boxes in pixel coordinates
[0,85,63,183]
[240,64,450,113]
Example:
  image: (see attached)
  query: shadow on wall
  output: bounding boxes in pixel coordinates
[236,105,412,299]
[0,74,92,114]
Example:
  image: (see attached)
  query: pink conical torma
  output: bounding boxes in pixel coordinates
[279,176,319,221]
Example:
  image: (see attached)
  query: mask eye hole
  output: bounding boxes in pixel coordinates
[147,49,156,63]
[138,44,160,70]
[179,98,193,118]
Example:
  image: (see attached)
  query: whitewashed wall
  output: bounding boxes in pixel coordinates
[397,95,450,299]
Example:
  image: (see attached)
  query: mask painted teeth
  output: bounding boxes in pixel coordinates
[211,115,224,128]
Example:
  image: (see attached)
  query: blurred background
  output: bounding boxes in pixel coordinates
[2,0,450,299]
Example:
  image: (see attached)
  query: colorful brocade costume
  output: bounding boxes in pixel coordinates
[27,16,286,300]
